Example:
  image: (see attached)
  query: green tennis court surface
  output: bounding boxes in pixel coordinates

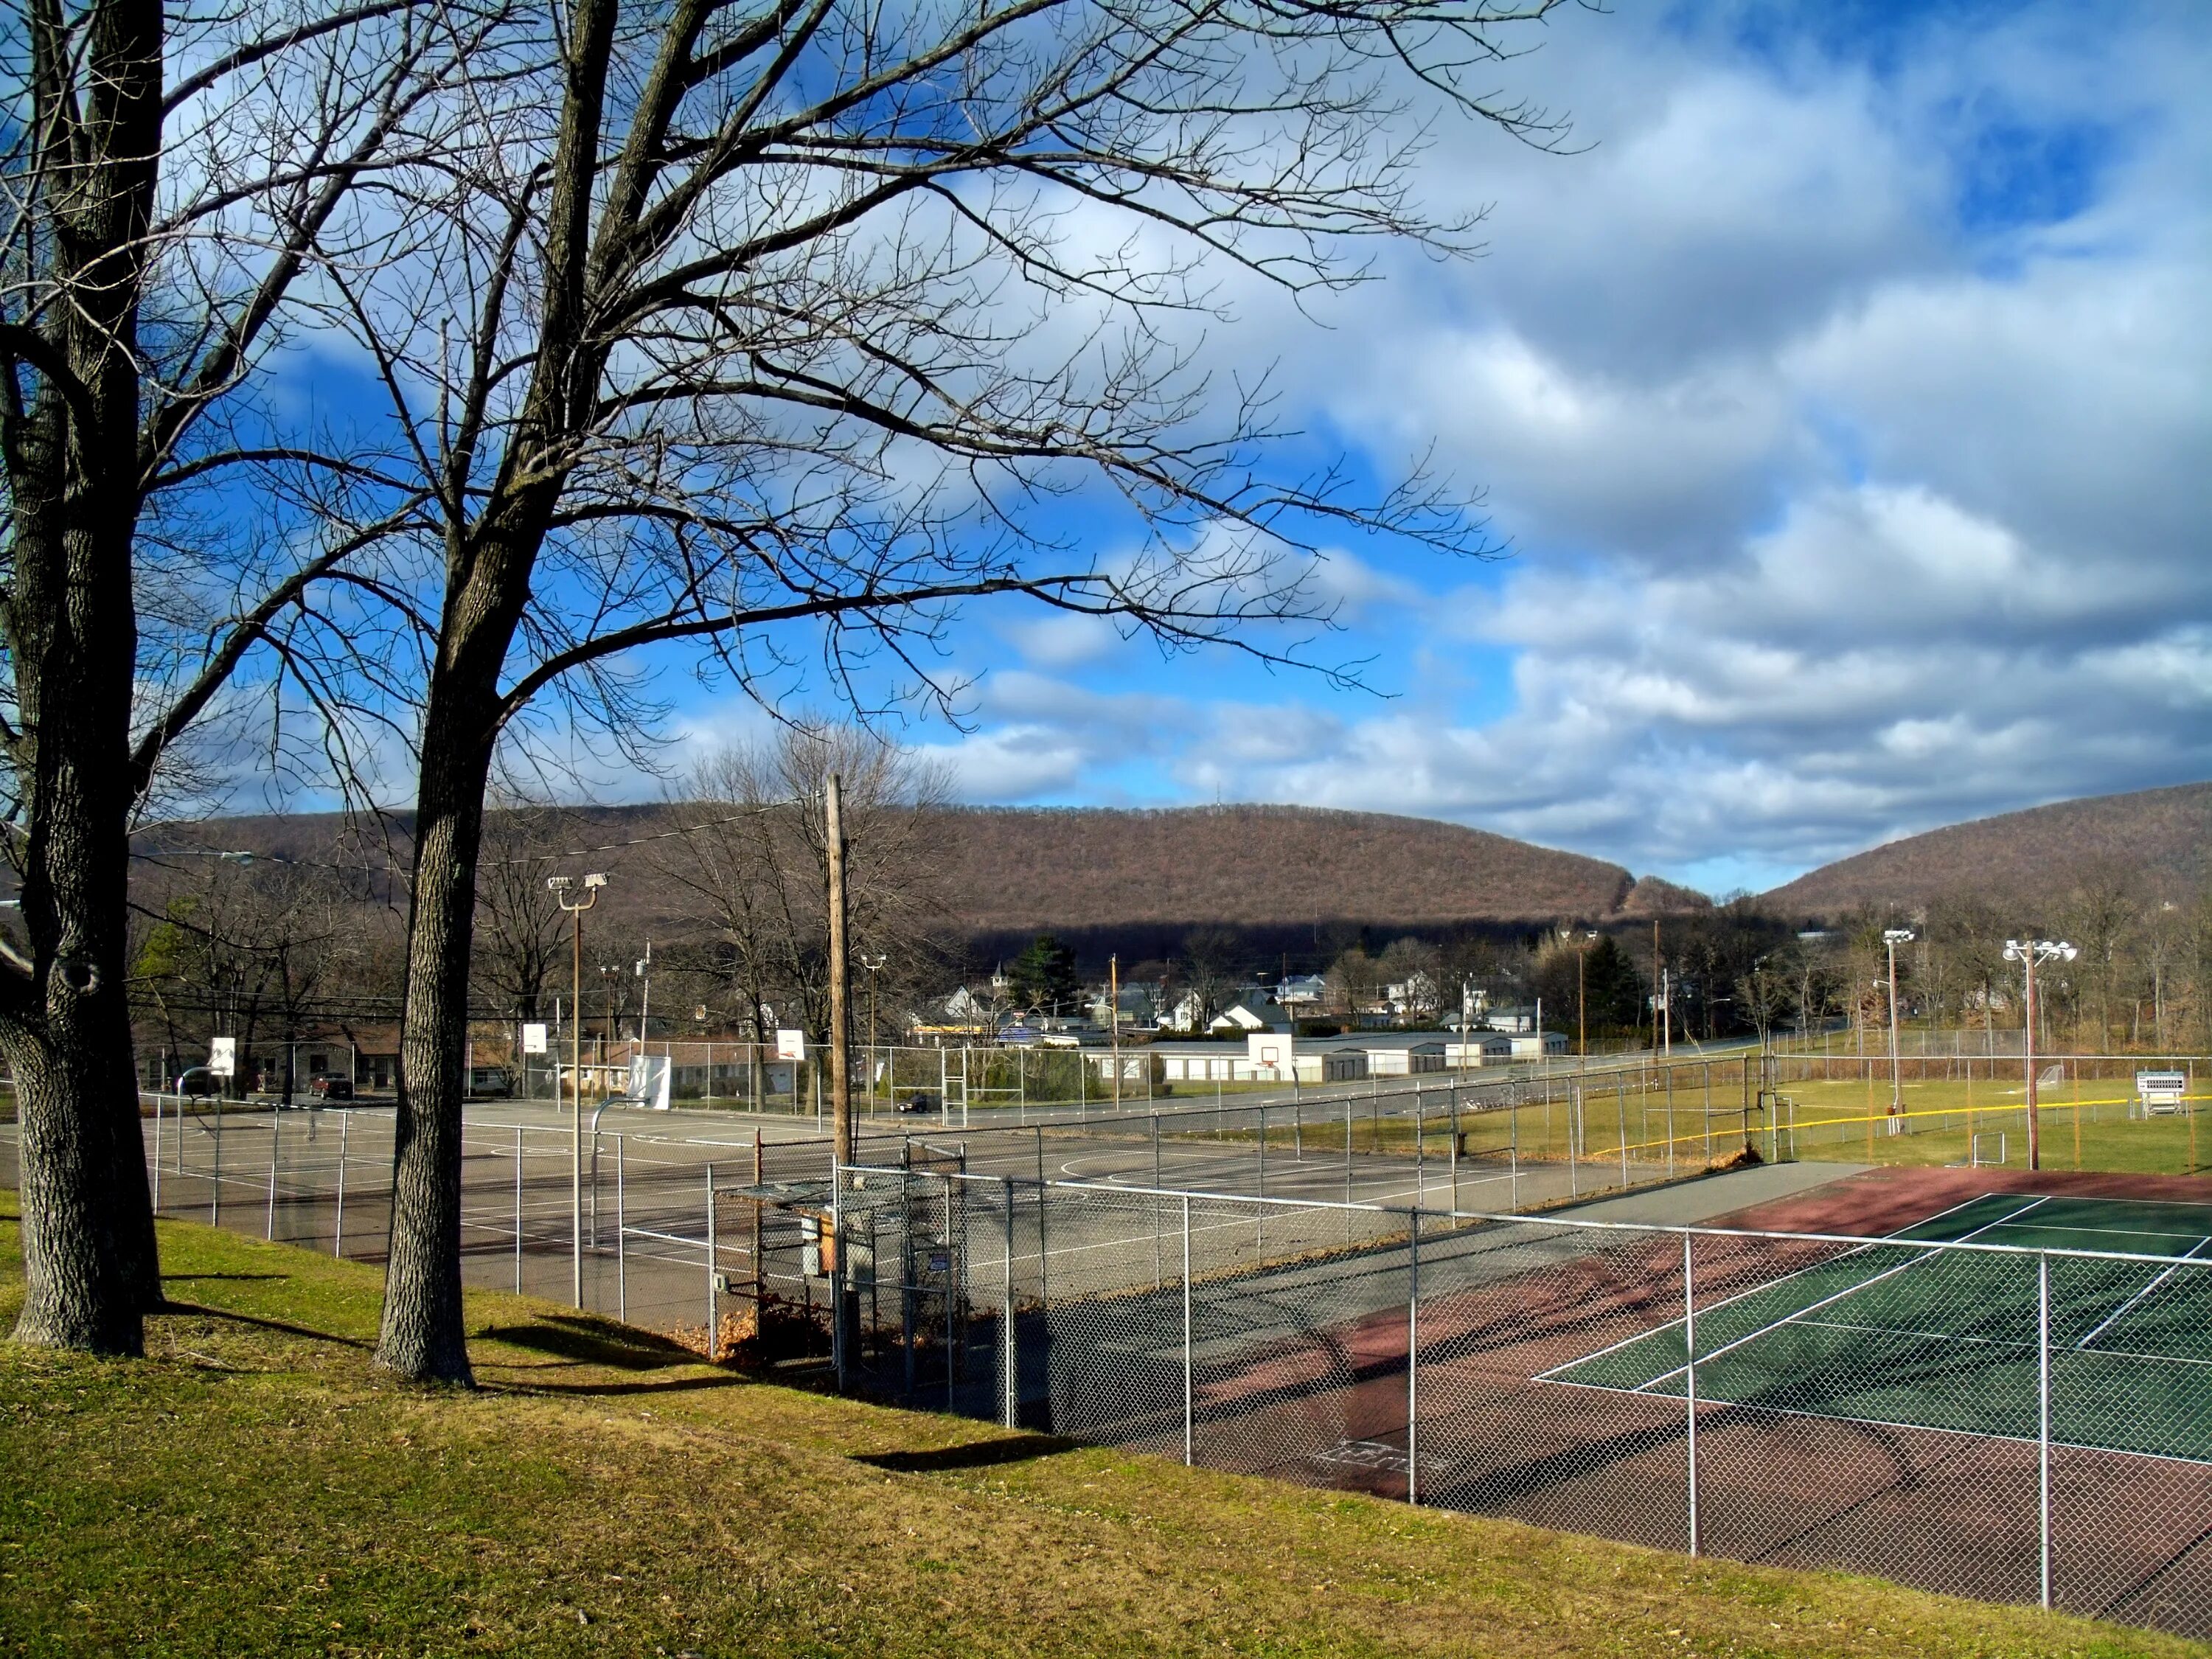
[1540,1194,2212,1463]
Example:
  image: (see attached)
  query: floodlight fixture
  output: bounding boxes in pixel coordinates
[546,874,574,892]
[1883,928,1916,945]
[583,871,608,890]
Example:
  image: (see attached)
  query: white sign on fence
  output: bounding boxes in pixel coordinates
[208,1036,237,1077]
[521,1022,549,1055]
[775,1029,807,1062]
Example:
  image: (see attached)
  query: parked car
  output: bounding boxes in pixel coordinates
[896,1090,941,1115]
[174,1067,222,1099]
[308,1074,354,1101]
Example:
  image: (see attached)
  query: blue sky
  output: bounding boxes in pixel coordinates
[237,0,2211,897]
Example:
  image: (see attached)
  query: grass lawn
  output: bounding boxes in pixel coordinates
[1,1192,2202,1658]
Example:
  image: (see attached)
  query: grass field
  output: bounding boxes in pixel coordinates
[3,1193,2205,1656]
[1179,1074,2208,1184]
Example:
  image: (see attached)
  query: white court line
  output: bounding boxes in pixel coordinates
[1618,1196,2051,1394]
[2078,1237,2212,1350]
[1531,1189,2024,1382]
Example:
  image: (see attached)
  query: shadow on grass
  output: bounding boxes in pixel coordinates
[155,1300,372,1351]
[161,1272,288,1283]
[856,1435,1074,1473]
[475,1314,697,1372]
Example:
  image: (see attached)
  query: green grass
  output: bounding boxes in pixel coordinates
[1,1192,2203,1658]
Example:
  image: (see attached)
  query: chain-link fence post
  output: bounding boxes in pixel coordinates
[616,1133,627,1324]
[1407,1206,1420,1506]
[150,1093,162,1211]
[1002,1177,1018,1429]
[1343,1096,1353,1203]
[265,1110,279,1240]
[211,1102,223,1226]
[1258,1105,1267,1198]
[2039,1250,2052,1608]
[514,1125,525,1293]
[1181,1192,1194,1467]
[333,1112,347,1256]
[1683,1229,1699,1556]
[705,1162,717,1362]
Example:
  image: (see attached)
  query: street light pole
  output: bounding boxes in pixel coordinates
[861,953,886,1113]
[1883,928,1915,1134]
[549,872,607,1307]
[2005,938,2076,1172]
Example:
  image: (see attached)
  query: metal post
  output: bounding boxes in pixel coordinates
[1509,1093,1518,1212]
[1258,1104,1267,1199]
[212,1100,223,1225]
[1449,1091,1458,1213]
[1618,1086,1630,1188]
[1344,1096,1353,1203]
[705,1163,717,1362]
[333,1112,348,1256]
[2039,1251,2052,1609]
[514,1125,525,1293]
[1003,1178,1018,1430]
[1181,1192,1194,1467]
[1407,1206,1420,1506]
[265,1109,279,1241]
[1683,1231,1699,1556]
[1413,1086,1423,1210]
[616,1134,627,1324]
[151,1092,162,1211]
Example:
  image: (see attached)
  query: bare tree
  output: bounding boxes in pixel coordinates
[291,0,1580,1381]
[1,0,501,1352]
[651,723,952,1044]
[470,794,574,1022]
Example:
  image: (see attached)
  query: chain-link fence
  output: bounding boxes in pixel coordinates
[822,1172,2212,1640]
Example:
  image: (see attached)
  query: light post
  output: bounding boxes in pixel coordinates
[548,872,607,1307]
[861,954,886,1113]
[1883,928,1915,1134]
[635,940,653,1046]
[2004,938,2076,1171]
[1571,930,1599,1069]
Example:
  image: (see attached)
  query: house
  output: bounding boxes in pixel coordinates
[1209,998,1286,1034]
[1276,973,1329,1006]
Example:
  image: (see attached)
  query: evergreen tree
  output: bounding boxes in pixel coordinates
[1009,935,1082,1016]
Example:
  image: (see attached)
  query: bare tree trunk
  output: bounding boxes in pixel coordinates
[373,723,493,1382]
[372,526,538,1382]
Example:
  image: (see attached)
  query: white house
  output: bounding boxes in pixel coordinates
[1209,998,1285,1034]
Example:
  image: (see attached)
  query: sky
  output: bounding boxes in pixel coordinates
[653,0,2212,895]
[183,0,2207,894]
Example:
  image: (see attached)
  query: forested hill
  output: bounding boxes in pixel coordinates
[1759,782,2212,919]
[145,803,1649,936]
[927,806,1635,930]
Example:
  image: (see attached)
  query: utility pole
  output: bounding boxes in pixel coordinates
[1883,928,1914,1133]
[636,940,653,1046]
[825,774,853,1169]
[548,872,607,1307]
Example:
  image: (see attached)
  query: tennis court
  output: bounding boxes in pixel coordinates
[1542,1192,2212,1463]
